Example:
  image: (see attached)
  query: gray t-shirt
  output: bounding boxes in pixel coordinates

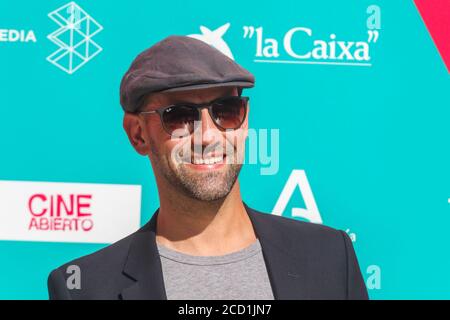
[156,238,275,300]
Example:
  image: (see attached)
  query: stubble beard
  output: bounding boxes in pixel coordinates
[150,139,243,202]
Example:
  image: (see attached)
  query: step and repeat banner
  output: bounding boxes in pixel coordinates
[1,0,449,299]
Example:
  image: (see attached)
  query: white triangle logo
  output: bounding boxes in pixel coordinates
[272,170,323,224]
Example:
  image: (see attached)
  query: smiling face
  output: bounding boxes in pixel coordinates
[123,86,249,201]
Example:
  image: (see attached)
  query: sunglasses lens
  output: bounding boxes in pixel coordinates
[162,106,198,136]
[211,97,247,129]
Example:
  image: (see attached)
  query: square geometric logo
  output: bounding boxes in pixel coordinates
[47,1,103,74]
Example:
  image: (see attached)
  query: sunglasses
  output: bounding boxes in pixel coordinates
[138,96,249,136]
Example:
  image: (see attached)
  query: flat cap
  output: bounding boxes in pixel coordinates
[119,35,255,112]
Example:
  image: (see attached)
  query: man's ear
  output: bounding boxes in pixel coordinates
[123,113,148,155]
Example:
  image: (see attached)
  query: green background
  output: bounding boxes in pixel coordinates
[0,0,449,299]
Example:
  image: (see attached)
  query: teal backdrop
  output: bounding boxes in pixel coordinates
[1,0,449,299]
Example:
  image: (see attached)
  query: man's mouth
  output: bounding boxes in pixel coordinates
[191,155,223,165]
[180,153,227,170]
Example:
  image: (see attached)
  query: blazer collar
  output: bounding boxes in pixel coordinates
[120,203,308,300]
[121,209,167,300]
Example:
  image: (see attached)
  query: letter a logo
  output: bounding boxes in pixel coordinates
[272,170,323,224]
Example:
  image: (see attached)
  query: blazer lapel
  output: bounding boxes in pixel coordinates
[121,210,167,300]
[245,203,310,300]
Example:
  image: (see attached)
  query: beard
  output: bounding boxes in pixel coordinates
[173,162,242,201]
[150,138,243,202]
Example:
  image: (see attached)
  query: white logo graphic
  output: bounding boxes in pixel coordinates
[47,1,103,74]
[272,170,323,224]
[188,23,234,60]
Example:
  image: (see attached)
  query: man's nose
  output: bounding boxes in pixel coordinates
[198,108,221,145]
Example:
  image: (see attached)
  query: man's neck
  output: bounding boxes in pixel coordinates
[155,181,257,256]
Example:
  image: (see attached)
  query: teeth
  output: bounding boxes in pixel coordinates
[192,156,223,165]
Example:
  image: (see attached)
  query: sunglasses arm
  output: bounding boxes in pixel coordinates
[139,111,157,115]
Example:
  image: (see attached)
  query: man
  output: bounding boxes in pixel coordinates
[48,35,368,300]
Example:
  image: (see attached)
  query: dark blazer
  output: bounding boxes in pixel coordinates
[48,203,369,300]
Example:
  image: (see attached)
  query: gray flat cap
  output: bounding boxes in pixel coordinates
[119,35,255,112]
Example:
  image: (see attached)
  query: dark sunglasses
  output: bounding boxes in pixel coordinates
[138,96,249,136]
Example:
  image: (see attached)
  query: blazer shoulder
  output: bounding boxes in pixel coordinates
[47,226,145,299]
[250,207,344,240]
[54,230,136,272]
[248,206,353,264]
[47,225,142,290]
[248,207,368,299]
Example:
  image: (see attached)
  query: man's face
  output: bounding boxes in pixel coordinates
[124,86,249,201]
